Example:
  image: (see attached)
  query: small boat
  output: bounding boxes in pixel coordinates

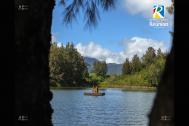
[85,84,105,96]
[84,92,105,96]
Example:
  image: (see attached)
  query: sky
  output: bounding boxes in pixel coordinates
[51,0,174,64]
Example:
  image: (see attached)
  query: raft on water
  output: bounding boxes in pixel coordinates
[84,92,105,96]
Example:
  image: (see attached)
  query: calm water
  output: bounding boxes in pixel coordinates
[50,89,156,126]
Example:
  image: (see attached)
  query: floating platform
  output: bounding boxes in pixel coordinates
[84,92,105,96]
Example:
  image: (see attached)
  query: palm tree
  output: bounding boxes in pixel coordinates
[15,0,115,125]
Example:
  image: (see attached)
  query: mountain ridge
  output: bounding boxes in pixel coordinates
[84,57,122,75]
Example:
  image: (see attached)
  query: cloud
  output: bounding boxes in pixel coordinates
[75,37,169,64]
[122,37,168,60]
[76,42,120,62]
[123,0,172,18]
[51,34,62,47]
[51,34,57,42]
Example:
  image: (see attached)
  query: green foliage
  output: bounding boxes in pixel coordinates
[49,43,64,82]
[49,42,89,87]
[88,73,104,84]
[122,54,143,75]
[49,44,166,88]
[145,48,166,86]
[100,73,149,87]
[157,48,166,59]
[131,54,142,73]
[101,47,167,87]
[122,58,131,75]
[142,47,156,66]
[147,64,158,85]
[92,61,107,78]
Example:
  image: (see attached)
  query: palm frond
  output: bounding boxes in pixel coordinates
[84,1,99,27]
[99,0,115,10]
[60,0,115,27]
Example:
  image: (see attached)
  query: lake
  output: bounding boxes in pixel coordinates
[50,89,156,126]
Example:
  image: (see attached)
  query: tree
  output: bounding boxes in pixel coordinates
[149,1,174,122]
[63,42,88,86]
[131,54,142,73]
[147,64,159,86]
[141,48,166,86]
[49,42,89,87]
[14,0,120,125]
[92,61,107,78]
[49,43,65,84]
[142,47,156,66]
[157,48,165,59]
[154,57,166,84]
[122,58,131,75]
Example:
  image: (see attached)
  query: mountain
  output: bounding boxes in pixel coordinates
[84,57,122,75]
[107,63,123,75]
[84,57,98,72]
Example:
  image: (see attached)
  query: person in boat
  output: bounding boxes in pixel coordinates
[92,83,99,93]
[92,85,95,93]
[96,85,99,93]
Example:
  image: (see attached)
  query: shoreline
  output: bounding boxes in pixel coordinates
[50,85,157,91]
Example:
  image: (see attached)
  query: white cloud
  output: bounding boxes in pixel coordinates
[57,42,62,47]
[75,37,169,64]
[76,42,119,62]
[51,34,57,42]
[122,37,168,60]
[123,0,172,18]
[51,34,62,47]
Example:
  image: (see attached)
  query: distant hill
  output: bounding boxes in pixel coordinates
[84,57,98,72]
[107,63,123,75]
[84,57,122,75]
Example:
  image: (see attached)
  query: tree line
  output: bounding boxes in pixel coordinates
[49,42,89,87]
[122,47,167,86]
[49,42,108,87]
[103,47,167,87]
[49,42,167,87]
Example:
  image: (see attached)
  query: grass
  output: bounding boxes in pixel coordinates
[99,84,156,91]
[50,73,157,91]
